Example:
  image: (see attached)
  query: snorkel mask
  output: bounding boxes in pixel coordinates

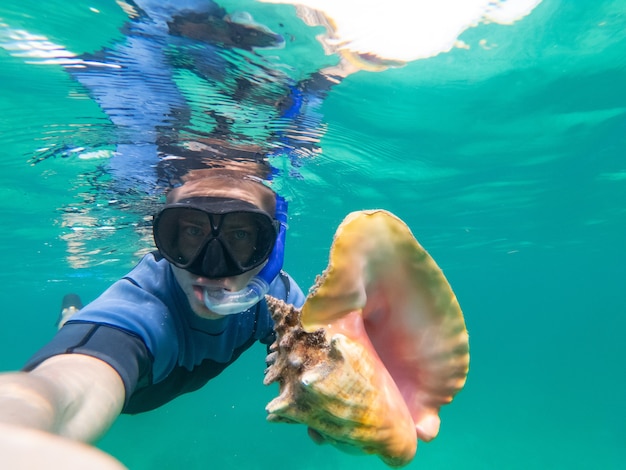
[153,193,287,315]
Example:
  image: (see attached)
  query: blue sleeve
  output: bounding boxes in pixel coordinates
[22,323,152,406]
[68,277,181,383]
[53,255,184,381]
[23,255,184,407]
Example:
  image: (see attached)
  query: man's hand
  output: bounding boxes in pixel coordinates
[265,350,278,370]
[0,354,124,442]
[0,423,126,469]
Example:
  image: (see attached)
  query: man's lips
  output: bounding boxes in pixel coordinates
[191,285,204,303]
[192,284,228,303]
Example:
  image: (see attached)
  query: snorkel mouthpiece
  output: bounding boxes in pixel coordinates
[202,276,271,316]
[203,196,288,315]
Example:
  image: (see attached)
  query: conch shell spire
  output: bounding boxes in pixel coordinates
[264,210,470,467]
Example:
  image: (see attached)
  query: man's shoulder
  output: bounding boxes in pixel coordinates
[268,271,305,308]
[75,252,178,324]
[122,252,174,290]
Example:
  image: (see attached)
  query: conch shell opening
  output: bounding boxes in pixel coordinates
[264,210,470,467]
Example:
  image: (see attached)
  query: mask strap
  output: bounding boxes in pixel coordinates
[256,194,287,285]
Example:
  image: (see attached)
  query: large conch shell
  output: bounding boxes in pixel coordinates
[264,210,469,467]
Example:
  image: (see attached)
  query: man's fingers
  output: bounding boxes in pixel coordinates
[264,351,278,374]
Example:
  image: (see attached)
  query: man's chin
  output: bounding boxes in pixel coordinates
[190,301,225,320]
[196,310,226,320]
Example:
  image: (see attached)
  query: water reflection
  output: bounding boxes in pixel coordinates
[0,0,554,269]
[2,0,339,268]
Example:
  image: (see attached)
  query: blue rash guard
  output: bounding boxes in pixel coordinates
[23,252,305,414]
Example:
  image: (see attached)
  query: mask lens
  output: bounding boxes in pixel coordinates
[154,207,212,267]
[154,206,278,277]
[220,212,267,266]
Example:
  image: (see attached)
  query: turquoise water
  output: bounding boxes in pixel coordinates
[1,0,625,468]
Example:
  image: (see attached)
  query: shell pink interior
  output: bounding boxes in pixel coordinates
[302,210,469,442]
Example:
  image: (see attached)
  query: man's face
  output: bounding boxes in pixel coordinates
[163,175,276,319]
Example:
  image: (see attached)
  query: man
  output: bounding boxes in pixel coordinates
[0,169,304,446]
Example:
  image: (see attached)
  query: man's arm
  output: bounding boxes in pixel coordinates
[0,354,125,443]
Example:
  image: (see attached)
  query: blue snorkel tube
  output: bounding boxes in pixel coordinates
[203,195,288,315]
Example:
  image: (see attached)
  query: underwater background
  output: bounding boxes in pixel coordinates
[0,0,625,468]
